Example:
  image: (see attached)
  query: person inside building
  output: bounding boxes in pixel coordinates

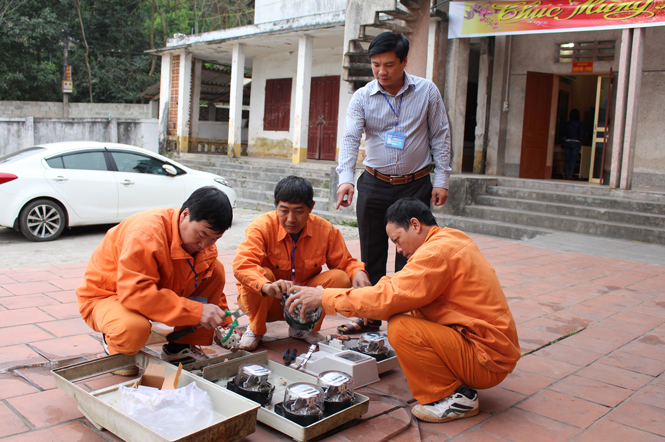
[286,197,520,423]
[77,186,234,367]
[335,31,452,334]
[233,175,370,350]
[561,108,586,180]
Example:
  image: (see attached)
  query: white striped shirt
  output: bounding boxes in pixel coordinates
[337,72,452,189]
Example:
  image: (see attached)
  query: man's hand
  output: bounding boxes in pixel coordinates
[336,183,355,209]
[286,285,324,321]
[261,280,294,298]
[199,304,227,329]
[352,270,371,288]
[432,187,448,206]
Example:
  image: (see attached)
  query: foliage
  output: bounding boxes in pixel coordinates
[0,0,253,103]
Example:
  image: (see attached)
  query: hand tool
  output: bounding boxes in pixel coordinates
[295,344,317,371]
[283,348,298,365]
[165,304,247,342]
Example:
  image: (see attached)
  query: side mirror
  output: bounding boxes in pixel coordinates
[162,164,177,176]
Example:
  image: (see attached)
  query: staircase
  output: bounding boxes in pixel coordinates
[176,153,356,224]
[438,177,665,244]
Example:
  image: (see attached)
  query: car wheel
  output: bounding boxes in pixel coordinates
[19,199,67,241]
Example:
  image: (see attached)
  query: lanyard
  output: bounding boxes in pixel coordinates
[186,258,198,293]
[382,93,403,130]
[290,238,298,282]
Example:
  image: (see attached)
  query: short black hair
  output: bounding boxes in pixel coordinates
[368,32,409,62]
[274,176,314,207]
[569,108,580,121]
[181,186,233,234]
[385,197,438,230]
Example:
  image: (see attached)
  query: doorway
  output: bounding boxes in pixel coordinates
[307,76,340,161]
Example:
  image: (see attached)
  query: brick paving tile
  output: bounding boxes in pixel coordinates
[0,308,55,329]
[546,311,597,330]
[549,375,633,408]
[480,408,582,442]
[48,277,85,291]
[575,419,665,442]
[599,316,656,334]
[577,362,654,391]
[579,325,642,345]
[0,324,54,347]
[8,271,61,283]
[7,388,83,428]
[360,368,414,403]
[14,365,57,390]
[38,302,80,320]
[44,290,77,303]
[516,326,561,353]
[0,274,18,284]
[450,429,511,442]
[531,293,581,308]
[632,304,665,319]
[610,288,657,302]
[29,335,103,361]
[516,354,579,380]
[613,310,664,327]
[0,268,17,274]
[0,421,108,442]
[238,422,292,442]
[334,413,420,442]
[607,400,665,437]
[0,293,60,310]
[49,267,86,279]
[37,318,94,338]
[498,368,555,396]
[563,304,616,321]
[0,373,40,400]
[0,401,31,438]
[0,286,12,297]
[478,386,527,414]
[413,409,491,438]
[601,350,665,376]
[522,317,581,336]
[509,305,546,324]
[630,384,665,410]
[9,265,58,272]
[0,344,48,371]
[559,334,625,354]
[626,279,665,297]
[0,281,61,295]
[516,389,610,428]
[621,338,665,361]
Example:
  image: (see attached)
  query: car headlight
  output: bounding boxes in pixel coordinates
[215,177,230,187]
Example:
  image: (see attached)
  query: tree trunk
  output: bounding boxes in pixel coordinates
[75,0,93,103]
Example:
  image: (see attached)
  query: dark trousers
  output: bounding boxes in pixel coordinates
[356,171,433,285]
[564,141,581,179]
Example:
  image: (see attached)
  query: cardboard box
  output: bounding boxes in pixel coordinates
[137,363,182,390]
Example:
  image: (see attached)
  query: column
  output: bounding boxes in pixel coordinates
[158,54,172,154]
[486,36,509,176]
[228,43,245,158]
[609,29,632,189]
[176,52,193,153]
[189,59,202,152]
[293,34,313,165]
[620,28,645,190]
[444,38,470,173]
[473,38,490,174]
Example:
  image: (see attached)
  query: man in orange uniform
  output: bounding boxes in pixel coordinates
[233,176,370,350]
[287,197,520,423]
[77,187,234,365]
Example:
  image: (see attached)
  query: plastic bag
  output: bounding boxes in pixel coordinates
[119,382,214,440]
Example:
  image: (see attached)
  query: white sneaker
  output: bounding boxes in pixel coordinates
[161,345,209,363]
[288,327,324,345]
[411,386,479,423]
[238,327,263,351]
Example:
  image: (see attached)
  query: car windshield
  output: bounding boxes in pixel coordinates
[0,147,46,164]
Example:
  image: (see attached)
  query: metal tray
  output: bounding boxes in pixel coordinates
[52,352,259,442]
[317,334,401,374]
[198,351,370,442]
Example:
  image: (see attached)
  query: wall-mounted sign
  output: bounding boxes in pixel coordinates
[572,61,593,73]
[65,65,71,82]
[62,81,73,93]
[449,0,665,38]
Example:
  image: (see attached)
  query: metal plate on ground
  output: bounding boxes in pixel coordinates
[198,351,370,442]
[52,352,259,442]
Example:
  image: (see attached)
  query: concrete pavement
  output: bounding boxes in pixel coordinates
[0,224,664,441]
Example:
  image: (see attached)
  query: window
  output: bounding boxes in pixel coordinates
[47,152,108,171]
[264,78,292,131]
[558,41,615,63]
[110,151,184,175]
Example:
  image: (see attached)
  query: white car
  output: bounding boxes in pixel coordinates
[0,142,237,241]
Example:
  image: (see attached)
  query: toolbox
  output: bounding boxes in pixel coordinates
[52,352,259,442]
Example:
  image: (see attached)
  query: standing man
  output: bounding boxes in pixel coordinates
[233,176,370,350]
[287,198,520,423]
[335,31,452,333]
[77,187,234,366]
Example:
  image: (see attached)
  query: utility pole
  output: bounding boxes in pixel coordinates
[62,32,69,118]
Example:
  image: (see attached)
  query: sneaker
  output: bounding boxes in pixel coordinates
[161,344,209,364]
[238,327,263,351]
[102,334,139,377]
[411,385,479,423]
[288,327,324,345]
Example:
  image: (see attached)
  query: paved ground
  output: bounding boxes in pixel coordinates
[0,225,664,441]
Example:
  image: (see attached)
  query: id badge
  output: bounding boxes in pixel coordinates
[384,130,406,149]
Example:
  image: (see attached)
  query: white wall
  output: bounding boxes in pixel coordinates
[254,0,346,24]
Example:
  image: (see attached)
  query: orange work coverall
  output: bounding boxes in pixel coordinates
[233,211,366,335]
[322,226,521,404]
[77,208,231,355]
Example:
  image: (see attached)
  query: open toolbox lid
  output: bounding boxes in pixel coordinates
[191,351,370,442]
[52,351,259,442]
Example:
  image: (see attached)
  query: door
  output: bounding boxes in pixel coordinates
[519,72,554,179]
[108,150,186,218]
[307,76,340,160]
[588,74,612,183]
